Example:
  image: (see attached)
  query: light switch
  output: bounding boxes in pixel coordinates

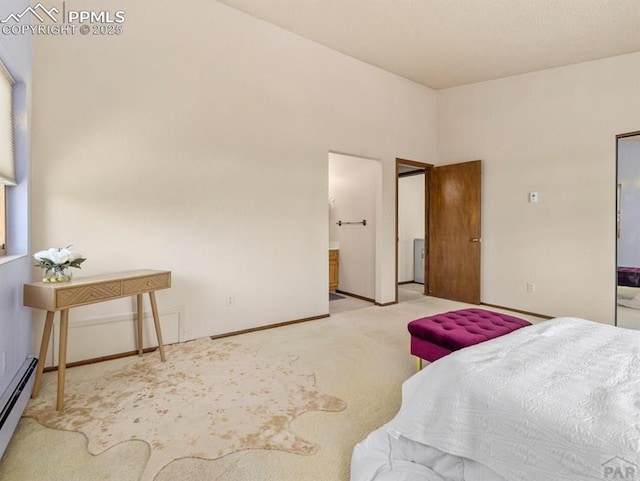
[529,192,539,203]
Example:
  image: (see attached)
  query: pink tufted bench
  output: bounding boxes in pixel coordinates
[408,308,531,370]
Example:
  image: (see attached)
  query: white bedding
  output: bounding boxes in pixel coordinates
[617,285,640,308]
[351,317,640,481]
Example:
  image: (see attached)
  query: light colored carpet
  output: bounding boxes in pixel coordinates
[0,291,545,481]
[23,339,346,481]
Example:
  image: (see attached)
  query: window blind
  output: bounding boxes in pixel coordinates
[0,62,15,186]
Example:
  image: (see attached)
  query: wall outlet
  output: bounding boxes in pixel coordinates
[526,282,536,293]
[226,295,235,307]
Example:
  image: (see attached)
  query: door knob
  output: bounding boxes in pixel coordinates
[471,238,481,243]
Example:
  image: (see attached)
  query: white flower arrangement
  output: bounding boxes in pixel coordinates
[34,246,86,282]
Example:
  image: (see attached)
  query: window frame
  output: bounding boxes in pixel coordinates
[0,184,5,256]
[0,57,14,257]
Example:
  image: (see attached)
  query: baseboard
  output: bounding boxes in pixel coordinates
[480,302,553,320]
[42,346,165,373]
[335,290,375,304]
[376,301,398,307]
[210,314,330,340]
[0,357,37,458]
[42,312,331,370]
[42,306,184,368]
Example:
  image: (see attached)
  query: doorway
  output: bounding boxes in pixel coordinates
[396,159,432,302]
[328,152,380,313]
[395,159,483,305]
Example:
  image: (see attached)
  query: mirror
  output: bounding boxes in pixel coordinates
[616,132,640,329]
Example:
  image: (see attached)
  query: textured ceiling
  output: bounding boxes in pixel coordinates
[217,0,640,89]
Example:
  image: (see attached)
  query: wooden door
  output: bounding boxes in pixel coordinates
[428,160,481,304]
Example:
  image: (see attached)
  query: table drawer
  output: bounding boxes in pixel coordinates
[56,281,122,308]
[122,273,171,295]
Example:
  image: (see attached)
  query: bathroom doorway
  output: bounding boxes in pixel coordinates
[328,152,380,312]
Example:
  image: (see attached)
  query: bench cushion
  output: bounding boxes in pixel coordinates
[408,308,531,362]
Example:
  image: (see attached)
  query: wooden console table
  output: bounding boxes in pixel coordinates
[23,269,171,410]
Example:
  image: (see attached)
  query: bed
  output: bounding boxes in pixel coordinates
[616,285,640,330]
[618,266,640,287]
[351,317,640,481]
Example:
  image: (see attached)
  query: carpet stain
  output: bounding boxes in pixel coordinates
[24,338,347,481]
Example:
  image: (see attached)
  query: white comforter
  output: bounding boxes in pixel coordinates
[352,317,640,481]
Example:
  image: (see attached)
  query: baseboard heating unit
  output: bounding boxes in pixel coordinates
[0,357,37,459]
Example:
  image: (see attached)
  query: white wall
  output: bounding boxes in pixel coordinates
[328,153,379,299]
[31,0,438,362]
[438,53,640,324]
[617,138,640,267]
[32,0,636,351]
[398,174,425,282]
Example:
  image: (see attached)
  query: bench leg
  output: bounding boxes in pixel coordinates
[416,356,422,372]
